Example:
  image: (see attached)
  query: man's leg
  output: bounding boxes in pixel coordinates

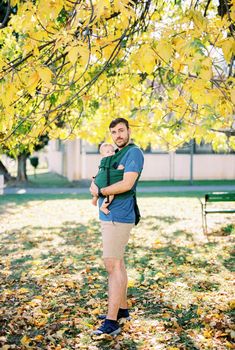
[119,259,128,309]
[92,221,133,335]
[104,257,128,320]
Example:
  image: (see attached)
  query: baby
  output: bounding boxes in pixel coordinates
[92,143,115,214]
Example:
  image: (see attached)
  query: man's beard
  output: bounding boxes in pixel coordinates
[115,135,130,149]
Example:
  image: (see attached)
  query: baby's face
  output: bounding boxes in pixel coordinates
[101,146,115,157]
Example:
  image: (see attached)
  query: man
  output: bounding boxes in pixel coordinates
[90,117,144,336]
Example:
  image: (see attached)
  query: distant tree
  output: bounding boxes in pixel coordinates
[1,134,49,183]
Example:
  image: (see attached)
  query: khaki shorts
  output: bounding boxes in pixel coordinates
[100,221,134,259]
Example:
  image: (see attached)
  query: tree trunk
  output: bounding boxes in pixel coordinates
[0,159,13,182]
[17,153,28,183]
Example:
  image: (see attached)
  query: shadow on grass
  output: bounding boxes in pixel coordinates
[0,213,231,349]
[144,215,180,224]
[0,219,105,347]
[206,223,235,237]
[223,244,235,272]
[95,338,141,350]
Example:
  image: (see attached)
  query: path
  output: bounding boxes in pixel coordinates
[3,185,235,195]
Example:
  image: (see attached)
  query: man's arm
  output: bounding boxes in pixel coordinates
[89,172,139,197]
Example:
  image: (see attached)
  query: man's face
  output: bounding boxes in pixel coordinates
[110,122,131,149]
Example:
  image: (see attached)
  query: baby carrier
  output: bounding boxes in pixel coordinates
[94,143,141,225]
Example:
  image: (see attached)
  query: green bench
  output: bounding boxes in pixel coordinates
[200,192,235,234]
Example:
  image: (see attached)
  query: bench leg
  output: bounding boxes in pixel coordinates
[204,213,208,235]
[201,203,207,235]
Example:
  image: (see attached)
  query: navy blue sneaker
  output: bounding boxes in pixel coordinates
[98,308,131,322]
[92,319,121,336]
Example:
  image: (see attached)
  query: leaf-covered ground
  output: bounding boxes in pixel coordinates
[0,195,234,350]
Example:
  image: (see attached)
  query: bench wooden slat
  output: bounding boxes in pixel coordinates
[205,209,235,214]
[205,192,235,202]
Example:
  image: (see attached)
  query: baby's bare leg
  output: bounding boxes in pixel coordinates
[100,195,114,214]
[91,196,98,206]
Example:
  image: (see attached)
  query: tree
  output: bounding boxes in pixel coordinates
[0,0,234,153]
[0,159,14,182]
[15,134,49,182]
[1,133,49,183]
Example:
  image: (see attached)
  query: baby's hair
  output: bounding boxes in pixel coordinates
[99,142,114,153]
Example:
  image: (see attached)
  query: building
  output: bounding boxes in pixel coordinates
[47,139,235,181]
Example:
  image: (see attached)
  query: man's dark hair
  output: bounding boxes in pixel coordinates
[109,118,129,129]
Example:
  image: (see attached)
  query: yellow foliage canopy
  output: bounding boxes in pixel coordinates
[0,0,234,153]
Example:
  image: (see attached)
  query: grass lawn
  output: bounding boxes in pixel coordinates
[138,180,235,187]
[27,172,75,188]
[0,195,234,349]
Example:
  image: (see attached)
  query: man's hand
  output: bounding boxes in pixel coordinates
[90,179,99,197]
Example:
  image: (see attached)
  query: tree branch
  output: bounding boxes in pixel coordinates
[204,0,212,17]
[211,128,235,136]
[0,0,11,29]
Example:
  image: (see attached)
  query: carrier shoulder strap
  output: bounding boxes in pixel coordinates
[106,155,112,186]
[99,143,137,171]
[106,143,136,186]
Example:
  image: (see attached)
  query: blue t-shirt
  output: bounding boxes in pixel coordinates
[99,146,144,223]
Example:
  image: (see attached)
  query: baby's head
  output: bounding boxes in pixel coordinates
[99,143,115,157]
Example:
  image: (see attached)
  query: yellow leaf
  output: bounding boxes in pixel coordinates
[80,320,93,328]
[173,36,187,55]
[11,0,20,5]
[231,89,235,104]
[150,283,159,290]
[31,260,41,265]
[156,272,165,279]
[91,308,102,315]
[37,67,53,84]
[34,335,44,342]
[33,45,40,57]
[18,288,29,294]
[221,38,235,63]
[199,57,213,80]
[155,39,172,63]
[65,280,75,288]
[0,58,5,71]
[196,308,203,315]
[228,299,235,309]
[68,46,80,65]
[94,0,111,20]
[27,71,40,93]
[190,10,208,31]
[199,67,212,80]
[131,45,156,74]
[20,335,31,346]
[226,341,235,349]
[203,329,213,338]
[128,278,136,287]
[153,239,162,247]
[102,43,117,60]
[79,46,90,66]
[38,0,64,21]
[34,316,48,327]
